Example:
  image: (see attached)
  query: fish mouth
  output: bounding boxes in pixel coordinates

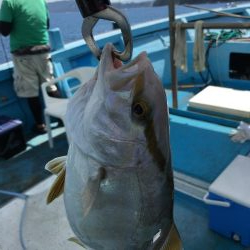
[101,43,150,92]
[104,43,149,74]
[112,55,123,69]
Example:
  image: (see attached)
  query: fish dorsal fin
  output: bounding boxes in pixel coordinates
[68,237,87,249]
[46,167,66,204]
[82,167,106,217]
[45,156,67,175]
[161,224,183,250]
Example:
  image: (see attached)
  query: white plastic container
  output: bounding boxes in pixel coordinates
[203,155,250,247]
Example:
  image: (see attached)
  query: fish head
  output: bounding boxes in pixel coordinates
[66,43,170,168]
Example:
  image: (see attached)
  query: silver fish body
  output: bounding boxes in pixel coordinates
[46,43,182,250]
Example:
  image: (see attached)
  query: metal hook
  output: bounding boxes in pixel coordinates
[82,6,133,62]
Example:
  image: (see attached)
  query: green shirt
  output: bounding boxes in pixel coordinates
[0,0,49,52]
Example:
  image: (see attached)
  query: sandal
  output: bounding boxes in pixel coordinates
[33,124,47,134]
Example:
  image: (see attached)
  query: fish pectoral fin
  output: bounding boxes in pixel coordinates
[45,156,67,175]
[46,168,66,204]
[161,224,183,250]
[45,156,67,204]
[68,237,87,248]
[82,167,106,217]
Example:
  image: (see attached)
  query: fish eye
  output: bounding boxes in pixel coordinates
[132,101,148,119]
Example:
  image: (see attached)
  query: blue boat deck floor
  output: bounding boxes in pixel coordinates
[175,192,249,250]
[0,127,68,207]
[0,182,248,250]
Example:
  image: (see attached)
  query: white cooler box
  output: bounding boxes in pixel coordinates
[203,155,250,247]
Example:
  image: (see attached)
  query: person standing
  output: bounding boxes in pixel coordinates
[0,0,54,134]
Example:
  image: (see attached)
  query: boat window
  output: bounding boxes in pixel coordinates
[229,53,250,80]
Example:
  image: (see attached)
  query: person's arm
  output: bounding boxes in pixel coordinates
[0,0,13,36]
[45,0,50,30]
[0,21,12,36]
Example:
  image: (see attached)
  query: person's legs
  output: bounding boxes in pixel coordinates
[36,53,64,127]
[36,53,54,82]
[12,54,46,133]
[27,97,46,133]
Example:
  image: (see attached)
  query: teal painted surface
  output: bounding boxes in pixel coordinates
[188,106,250,123]
[49,28,64,51]
[170,108,240,128]
[175,192,248,250]
[170,114,233,134]
[170,117,250,183]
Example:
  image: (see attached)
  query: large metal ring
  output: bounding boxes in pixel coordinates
[82,6,133,62]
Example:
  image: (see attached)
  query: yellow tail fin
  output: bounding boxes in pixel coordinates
[161,223,183,250]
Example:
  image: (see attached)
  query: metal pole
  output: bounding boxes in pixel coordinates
[169,0,178,109]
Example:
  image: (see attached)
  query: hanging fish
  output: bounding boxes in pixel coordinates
[45,43,182,250]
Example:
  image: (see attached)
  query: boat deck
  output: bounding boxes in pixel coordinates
[0,127,68,206]
[0,176,248,250]
[0,119,249,249]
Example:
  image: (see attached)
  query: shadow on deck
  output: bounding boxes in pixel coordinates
[0,127,68,207]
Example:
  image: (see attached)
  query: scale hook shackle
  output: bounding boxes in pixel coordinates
[75,0,133,62]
